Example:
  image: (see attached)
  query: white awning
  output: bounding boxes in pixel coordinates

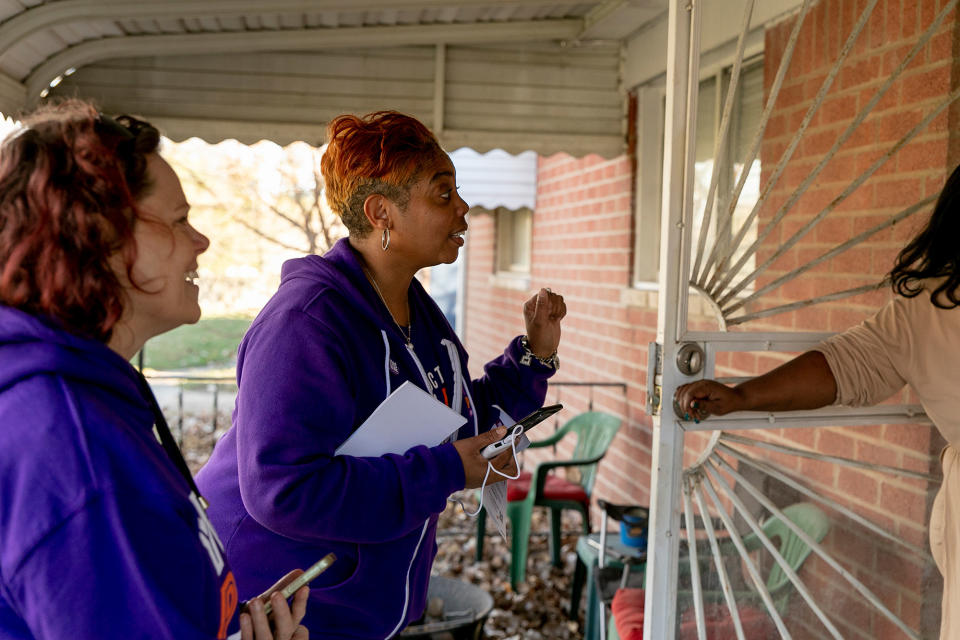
[449,148,536,212]
[0,1,672,157]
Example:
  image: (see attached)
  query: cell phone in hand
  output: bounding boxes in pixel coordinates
[249,553,336,617]
[481,403,563,459]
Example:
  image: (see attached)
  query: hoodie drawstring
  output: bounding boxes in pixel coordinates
[442,338,478,437]
[380,330,391,397]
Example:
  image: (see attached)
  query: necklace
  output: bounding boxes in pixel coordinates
[362,265,413,346]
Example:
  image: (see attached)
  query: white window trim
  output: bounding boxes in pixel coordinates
[632,82,666,288]
[494,206,532,278]
[630,51,764,298]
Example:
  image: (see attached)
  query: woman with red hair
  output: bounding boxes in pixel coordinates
[0,100,307,640]
[196,111,566,638]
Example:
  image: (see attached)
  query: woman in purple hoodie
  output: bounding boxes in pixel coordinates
[0,100,307,640]
[196,111,566,638]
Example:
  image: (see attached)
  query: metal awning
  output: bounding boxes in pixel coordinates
[0,1,673,155]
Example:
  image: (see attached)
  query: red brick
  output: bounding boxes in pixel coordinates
[830,589,875,630]
[782,427,818,449]
[927,27,952,62]
[813,215,853,242]
[835,183,877,213]
[843,117,877,149]
[918,0,936,28]
[832,246,874,274]
[867,0,887,50]
[876,548,926,588]
[884,0,903,43]
[901,65,952,105]
[901,0,919,38]
[794,306,830,330]
[818,428,857,458]
[900,451,935,476]
[875,177,924,207]
[837,467,879,503]
[802,73,829,103]
[821,93,860,125]
[897,139,947,171]
[856,439,900,467]
[880,482,928,522]
[800,457,839,489]
[831,524,878,570]
[884,423,933,451]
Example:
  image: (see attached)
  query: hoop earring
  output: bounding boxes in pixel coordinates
[382,228,390,251]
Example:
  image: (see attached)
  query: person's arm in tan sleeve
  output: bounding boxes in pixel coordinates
[676,296,911,419]
[675,351,838,418]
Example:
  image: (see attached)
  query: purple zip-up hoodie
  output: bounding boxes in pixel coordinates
[0,306,242,639]
[196,238,554,638]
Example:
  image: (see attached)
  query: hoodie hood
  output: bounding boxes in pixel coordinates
[0,305,141,402]
[280,239,383,318]
[278,237,428,349]
[276,237,471,396]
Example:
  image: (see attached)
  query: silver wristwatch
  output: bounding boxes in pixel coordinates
[519,336,559,370]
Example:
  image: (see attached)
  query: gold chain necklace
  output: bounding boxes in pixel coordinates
[362,265,412,346]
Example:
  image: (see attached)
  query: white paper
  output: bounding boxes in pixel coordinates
[335,381,466,457]
[483,482,509,541]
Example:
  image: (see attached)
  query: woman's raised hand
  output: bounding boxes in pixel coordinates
[523,288,566,358]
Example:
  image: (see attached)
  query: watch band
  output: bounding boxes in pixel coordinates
[519,335,559,370]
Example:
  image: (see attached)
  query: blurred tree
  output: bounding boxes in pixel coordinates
[163,139,346,316]
[170,140,340,254]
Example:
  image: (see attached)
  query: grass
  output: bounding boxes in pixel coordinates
[138,316,253,371]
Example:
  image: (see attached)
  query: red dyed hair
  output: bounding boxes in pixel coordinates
[320,111,442,236]
[0,99,160,342]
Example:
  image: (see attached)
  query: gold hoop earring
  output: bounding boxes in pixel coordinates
[382,228,390,251]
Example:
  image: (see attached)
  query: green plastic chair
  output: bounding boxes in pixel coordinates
[475,411,622,589]
[682,501,830,614]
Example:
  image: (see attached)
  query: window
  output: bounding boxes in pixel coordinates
[633,57,763,288]
[496,206,532,276]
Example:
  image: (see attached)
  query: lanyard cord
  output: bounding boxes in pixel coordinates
[134,371,209,509]
[459,424,524,518]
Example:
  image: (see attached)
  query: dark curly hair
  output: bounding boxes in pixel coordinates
[0,99,160,341]
[889,163,960,308]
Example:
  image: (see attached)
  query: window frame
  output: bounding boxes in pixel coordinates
[492,205,533,290]
[631,54,764,291]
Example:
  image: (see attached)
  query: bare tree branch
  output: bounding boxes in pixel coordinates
[172,145,340,257]
[251,189,308,233]
[230,215,308,253]
[313,154,335,250]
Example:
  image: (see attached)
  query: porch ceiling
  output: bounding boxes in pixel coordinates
[0,0,668,155]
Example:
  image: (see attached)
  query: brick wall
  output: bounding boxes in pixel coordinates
[744,2,957,637]
[462,152,654,506]
[461,0,955,636]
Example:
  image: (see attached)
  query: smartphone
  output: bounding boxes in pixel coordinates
[481,403,563,459]
[249,553,336,617]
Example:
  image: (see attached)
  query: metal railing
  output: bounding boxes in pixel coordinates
[548,380,628,411]
[144,373,237,446]
[143,375,629,447]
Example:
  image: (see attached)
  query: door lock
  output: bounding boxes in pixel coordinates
[676,342,705,376]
